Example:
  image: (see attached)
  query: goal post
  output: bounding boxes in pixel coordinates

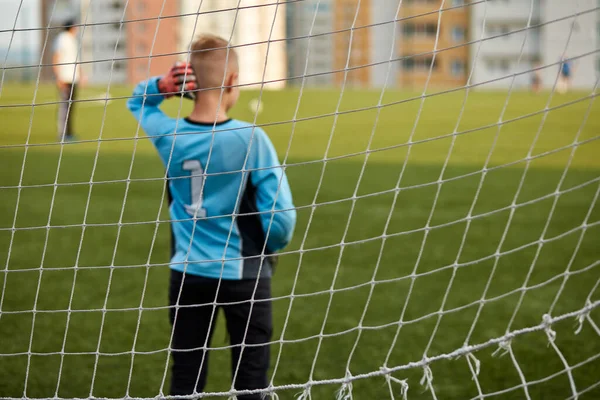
[0,0,599,399]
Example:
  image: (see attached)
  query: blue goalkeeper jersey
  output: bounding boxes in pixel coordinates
[127,77,296,280]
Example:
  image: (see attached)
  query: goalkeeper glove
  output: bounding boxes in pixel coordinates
[158,61,197,100]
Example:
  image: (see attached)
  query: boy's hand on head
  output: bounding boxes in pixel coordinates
[158,62,197,100]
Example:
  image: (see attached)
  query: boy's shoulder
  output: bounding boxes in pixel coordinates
[226,119,268,142]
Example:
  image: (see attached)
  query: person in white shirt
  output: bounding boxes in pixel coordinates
[53,19,81,142]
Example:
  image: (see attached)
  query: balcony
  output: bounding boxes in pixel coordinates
[477,1,541,24]
[474,27,541,59]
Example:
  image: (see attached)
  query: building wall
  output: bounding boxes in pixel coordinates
[370,0,400,88]
[286,0,334,87]
[333,0,371,87]
[398,0,470,89]
[286,0,399,89]
[126,0,179,84]
[80,0,128,85]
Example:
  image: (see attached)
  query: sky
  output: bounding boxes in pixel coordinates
[0,0,41,63]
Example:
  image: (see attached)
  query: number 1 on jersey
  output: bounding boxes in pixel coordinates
[183,160,207,218]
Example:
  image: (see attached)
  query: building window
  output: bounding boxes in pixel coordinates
[402,55,438,71]
[487,59,511,72]
[403,23,437,38]
[451,26,465,41]
[486,24,512,38]
[451,60,465,76]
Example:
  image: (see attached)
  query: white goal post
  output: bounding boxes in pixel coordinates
[0,0,599,399]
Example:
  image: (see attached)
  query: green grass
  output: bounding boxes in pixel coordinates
[0,83,599,399]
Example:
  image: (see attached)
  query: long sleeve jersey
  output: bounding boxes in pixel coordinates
[127,77,296,280]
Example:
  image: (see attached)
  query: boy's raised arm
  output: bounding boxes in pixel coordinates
[127,77,173,139]
[127,63,197,139]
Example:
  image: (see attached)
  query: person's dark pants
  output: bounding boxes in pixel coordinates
[169,269,272,399]
[57,83,77,140]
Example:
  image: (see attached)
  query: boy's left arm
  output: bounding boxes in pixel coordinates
[251,130,297,253]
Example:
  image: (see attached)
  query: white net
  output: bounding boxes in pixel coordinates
[1,0,599,399]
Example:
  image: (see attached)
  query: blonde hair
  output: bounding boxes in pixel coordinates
[190,34,238,90]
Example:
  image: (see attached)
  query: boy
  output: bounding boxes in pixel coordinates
[127,34,296,399]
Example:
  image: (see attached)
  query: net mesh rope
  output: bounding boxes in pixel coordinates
[0,0,599,399]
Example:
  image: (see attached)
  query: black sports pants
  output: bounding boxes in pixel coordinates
[168,270,272,399]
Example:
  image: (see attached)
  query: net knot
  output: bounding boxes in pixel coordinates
[381,367,409,400]
[261,387,279,400]
[296,385,312,400]
[335,370,354,400]
[466,353,481,377]
[419,364,434,391]
[542,313,556,344]
[574,301,592,335]
[492,339,511,357]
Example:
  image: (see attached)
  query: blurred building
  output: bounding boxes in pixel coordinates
[285,0,470,88]
[38,0,598,89]
[398,0,470,88]
[124,0,179,83]
[286,1,335,87]
[286,0,599,90]
[79,0,127,84]
[470,0,599,89]
[286,0,392,88]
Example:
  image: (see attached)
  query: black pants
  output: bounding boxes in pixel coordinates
[169,270,272,399]
[57,83,76,140]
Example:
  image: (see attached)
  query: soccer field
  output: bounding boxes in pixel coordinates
[0,84,599,399]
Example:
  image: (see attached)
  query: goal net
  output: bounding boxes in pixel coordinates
[1,0,599,399]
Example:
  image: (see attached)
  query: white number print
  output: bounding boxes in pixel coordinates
[182,160,207,218]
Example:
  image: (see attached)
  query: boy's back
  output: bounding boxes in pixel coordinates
[128,83,295,280]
